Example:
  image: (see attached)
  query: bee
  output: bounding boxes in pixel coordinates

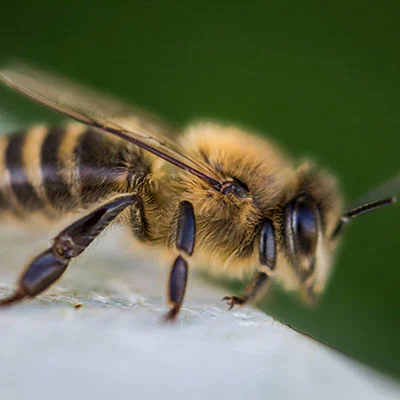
[0,63,398,320]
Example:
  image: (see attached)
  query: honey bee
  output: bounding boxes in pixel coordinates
[0,63,398,320]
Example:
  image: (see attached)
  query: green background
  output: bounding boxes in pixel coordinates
[0,1,399,378]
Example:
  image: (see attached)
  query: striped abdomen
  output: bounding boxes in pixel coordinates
[0,123,152,219]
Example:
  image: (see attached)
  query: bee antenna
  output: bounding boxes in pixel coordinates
[331,176,400,240]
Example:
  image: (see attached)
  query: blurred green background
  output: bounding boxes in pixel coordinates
[0,0,399,379]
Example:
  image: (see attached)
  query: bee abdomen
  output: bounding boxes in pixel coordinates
[0,123,140,219]
[0,125,49,216]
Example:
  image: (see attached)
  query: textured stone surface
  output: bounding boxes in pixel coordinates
[0,227,399,400]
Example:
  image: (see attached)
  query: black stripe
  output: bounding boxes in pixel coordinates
[0,189,8,210]
[6,133,43,211]
[41,127,78,210]
[77,129,123,205]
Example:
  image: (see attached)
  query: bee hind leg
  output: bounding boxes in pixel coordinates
[222,271,270,310]
[164,201,195,321]
[0,194,137,307]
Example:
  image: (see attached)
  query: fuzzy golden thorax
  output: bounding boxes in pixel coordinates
[157,123,343,300]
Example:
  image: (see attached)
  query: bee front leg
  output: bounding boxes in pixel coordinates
[223,219,276,310]
[165,201,195,321]
[222,272,270,310]
[0,194,136,306]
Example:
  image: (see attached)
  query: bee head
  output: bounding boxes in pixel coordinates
[278,165,343,304]
[281,165,399,305]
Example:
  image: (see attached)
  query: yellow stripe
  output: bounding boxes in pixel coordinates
[22,125,50,207]
[58,123,86,203]
[0,136,24,215]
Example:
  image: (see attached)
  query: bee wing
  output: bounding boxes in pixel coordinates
[0,63,219,186]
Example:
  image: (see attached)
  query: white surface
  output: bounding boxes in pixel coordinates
[0,227,398,400]
[0,114,398,400]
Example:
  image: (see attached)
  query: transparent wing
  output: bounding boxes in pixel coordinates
[0,62,219,186]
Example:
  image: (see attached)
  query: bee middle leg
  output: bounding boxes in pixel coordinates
[129,195,152,242]
[165,201,196,321]
[0,194,137,306]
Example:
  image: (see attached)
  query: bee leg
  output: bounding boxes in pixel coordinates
[129,195,151,242]
[165,255,189,321]
[165,201,195,321]
[223,219,276,310]
[0,194,136,306]
[222,272,270,310]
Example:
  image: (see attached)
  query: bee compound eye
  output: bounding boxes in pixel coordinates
[285,196,319,259]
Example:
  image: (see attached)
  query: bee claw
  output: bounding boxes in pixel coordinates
[222,295,245,310]
[163,306,180,322]
[0,289,26,307]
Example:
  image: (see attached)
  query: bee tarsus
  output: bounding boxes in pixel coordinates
[222,271,270,310]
